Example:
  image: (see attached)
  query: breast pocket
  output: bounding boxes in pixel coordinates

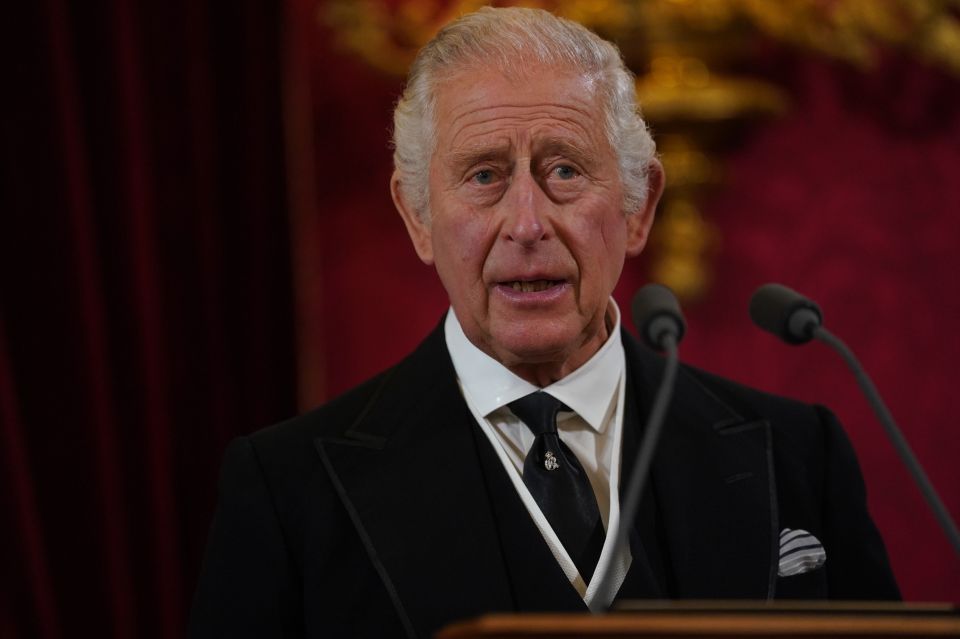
[774,566,828,599]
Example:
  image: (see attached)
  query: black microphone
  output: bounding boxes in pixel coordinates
[749,283,822,344]
[750,283,960,559]
[631,282,687,351]
[592,284,685,612]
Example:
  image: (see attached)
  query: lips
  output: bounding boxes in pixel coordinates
[504,279,563,293]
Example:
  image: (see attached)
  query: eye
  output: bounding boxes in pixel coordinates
[553,165,578,180]
[473,169,495,185]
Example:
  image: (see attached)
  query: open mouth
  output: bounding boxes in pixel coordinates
[504,279,563,293]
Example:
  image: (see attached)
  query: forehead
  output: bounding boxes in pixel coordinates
[432,65,608,155]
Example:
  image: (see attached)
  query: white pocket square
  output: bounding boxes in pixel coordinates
[778,528,826,577]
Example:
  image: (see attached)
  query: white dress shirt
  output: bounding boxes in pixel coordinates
[444,302,632,605]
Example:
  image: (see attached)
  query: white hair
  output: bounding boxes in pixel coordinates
[392,6,657,219]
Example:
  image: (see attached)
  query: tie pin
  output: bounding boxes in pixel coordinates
[544,451,559,471]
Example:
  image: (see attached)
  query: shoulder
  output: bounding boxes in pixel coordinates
[250,368,392,460]
[684,363,829,427]
[239,319,452,480]
[622,327,824,421]
[621,327,834,456]
[683,364,839,464]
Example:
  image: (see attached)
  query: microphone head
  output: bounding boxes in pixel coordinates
[749,283,823,344]
[632,283,686,351]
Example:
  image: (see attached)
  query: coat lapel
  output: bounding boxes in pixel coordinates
[315,324,514,638]
[623,331,779,600]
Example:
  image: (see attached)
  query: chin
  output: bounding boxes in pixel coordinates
[488,324,581,368]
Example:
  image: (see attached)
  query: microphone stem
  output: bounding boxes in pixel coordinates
[813,326,960,558]
[593,333,679,612]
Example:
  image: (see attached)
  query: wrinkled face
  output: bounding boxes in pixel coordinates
[393,64,660,383]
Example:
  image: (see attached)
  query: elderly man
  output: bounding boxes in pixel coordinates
[189,7,898,638]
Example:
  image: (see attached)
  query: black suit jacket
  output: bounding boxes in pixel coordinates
[189,322,899,638]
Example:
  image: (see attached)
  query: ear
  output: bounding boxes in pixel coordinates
[625,159,664,257]
[391,171,434,265]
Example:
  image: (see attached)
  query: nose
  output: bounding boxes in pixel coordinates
[503,170,549,247]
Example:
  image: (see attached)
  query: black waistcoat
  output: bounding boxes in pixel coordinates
[466,377,673,611]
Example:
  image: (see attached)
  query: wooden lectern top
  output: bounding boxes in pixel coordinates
[437,602,960,639]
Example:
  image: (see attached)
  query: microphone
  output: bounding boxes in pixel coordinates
[592,284,685,612]
[631,282,687,351]
[749,283,822,344]
[749,283,960,559]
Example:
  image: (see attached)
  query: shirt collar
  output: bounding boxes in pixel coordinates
[444,300,625,433]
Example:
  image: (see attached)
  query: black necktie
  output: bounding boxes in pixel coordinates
[509,391,605,583]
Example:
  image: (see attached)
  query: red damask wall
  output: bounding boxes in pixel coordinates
[308,33,960,600]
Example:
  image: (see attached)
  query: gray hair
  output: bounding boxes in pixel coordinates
[391,6,657,219]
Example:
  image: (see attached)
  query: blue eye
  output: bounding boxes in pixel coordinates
[554,165,577,180]
[474,170,494,185]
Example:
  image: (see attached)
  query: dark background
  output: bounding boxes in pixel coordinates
[3,1,959,637]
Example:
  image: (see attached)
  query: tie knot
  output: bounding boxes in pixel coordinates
[508,391,570,436]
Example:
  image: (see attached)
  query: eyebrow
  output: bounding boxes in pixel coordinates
[533,138,598,170]
[447,144,513,175]
[444,136,599,177]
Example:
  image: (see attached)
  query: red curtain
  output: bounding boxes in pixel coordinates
[306,13,960,604]
[2,1,297,637]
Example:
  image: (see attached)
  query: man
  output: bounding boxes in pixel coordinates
[189,7,898,638]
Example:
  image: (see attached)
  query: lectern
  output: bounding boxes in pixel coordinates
[438,601,960,638]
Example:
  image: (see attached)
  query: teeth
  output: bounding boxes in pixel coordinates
[509,280,556,292]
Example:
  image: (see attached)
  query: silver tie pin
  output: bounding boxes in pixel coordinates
[544,451,559,471]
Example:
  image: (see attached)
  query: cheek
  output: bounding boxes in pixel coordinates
[433,212,496,282]
[601,220,629,286]
[569,200,628,277]
[600,215,628,260]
